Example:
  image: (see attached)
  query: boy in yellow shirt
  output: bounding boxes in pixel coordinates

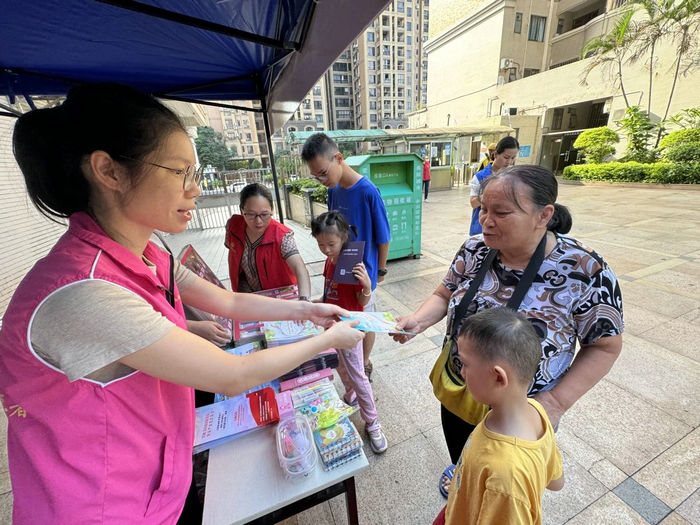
[434,308,564,525]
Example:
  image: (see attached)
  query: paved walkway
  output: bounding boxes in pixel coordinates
[1,182,698,524]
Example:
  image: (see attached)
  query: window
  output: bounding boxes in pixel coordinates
[407,49,412,59]
[528,15,546,41]
[368,47,376,56]
[315,115,324,123]
[370,114,378,123]
[314,100,323,110]
[369,87,377,97]
[333,74,350,82]
[407,7,412,16]
[383,58,391,68]
[245,133,252,141]
[336,110,352,119]
[423,22,429,32]
[247,146,254,154]
[225,118,233,128]
[424,10,429,19]
[552,108,563,130]
[368,60,376,70]
[514,12,522,33]
[523,68,540,77]
[335,98,351,107]
[312,85,321,95]
[369,101,377,110]
[368,74,376,84]
[407,62,412,72]
[406,35,412,45]
[367,32,375,42]
[333,62,349,71]
[407,21,412,31]
[288,127,297,132]
[303,113,312,120]
[397,1,404,12]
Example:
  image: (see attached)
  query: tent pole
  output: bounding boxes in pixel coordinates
[259,102,284,225]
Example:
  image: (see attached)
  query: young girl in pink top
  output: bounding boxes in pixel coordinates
[311,211,388,454]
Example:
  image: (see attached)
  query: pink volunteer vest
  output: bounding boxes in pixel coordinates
[0,212,194,524]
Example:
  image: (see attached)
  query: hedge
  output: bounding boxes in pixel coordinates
[288,178,328,203]
[562,162,700,184]
[658,128,700,150]
[662,142,700,163]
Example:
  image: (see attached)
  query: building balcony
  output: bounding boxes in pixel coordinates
[549,8,625,68]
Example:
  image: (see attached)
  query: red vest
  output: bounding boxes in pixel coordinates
[225,214,297,291]
[0,212,193,524]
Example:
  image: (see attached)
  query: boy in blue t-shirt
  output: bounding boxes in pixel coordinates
[302,133,391,378]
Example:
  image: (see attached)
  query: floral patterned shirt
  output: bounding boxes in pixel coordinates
[442,234,624,394]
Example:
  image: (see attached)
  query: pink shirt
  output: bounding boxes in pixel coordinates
[0,212,194,524]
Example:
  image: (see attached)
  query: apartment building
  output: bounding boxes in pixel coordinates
[353,0,431,150]
[415,0,699,172]
[205,103,267,165]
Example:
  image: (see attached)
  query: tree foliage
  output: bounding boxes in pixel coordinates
[573,127,620,163]
[194,126,232,171]
[615,106,659,162]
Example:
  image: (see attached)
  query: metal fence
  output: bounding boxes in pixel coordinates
[187,169,278,230]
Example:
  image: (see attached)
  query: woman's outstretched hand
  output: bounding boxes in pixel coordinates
[305,302,351,328]
[325,320,365,349]
[392,315,421,343]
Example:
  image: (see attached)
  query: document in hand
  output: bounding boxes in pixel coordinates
[332,241,365,284]
[178,244,233,336]
[340,311,414,334]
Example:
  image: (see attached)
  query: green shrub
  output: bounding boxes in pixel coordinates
[658,128,700,150]
[289,178,328,203]
[573,127,619,163]
[662,142,700,162]
[562,162,700,184]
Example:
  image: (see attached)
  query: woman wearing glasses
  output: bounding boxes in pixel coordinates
[0,83,362,524]
[225,183,312,300]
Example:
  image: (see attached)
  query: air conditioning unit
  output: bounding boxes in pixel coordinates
[500,57,515,69]
[501,106,518,116]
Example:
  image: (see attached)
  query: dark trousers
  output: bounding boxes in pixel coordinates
[441,404,477,465]
[423,180,430,200]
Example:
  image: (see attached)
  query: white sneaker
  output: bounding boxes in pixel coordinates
[366,419,388,454]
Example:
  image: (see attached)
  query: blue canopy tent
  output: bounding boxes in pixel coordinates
[0,0,390,219]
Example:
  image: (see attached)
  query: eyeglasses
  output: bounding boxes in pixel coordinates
[242,211,272,221]
[118,155,203,191]
[310,157,336,181]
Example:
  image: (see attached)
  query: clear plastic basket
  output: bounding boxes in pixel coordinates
[276,415,317,480]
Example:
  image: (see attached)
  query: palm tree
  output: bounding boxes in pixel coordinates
[628,0,671,116]
[580,9,636,109]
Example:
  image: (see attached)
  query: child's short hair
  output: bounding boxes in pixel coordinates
[458,308,541,385]
[301,133,339,162]
[311,210,357,241]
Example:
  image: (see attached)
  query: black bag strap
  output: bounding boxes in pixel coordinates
[450,234,547,337]
[153,232,176,308]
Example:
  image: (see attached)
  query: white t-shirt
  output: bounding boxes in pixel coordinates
[31,259,196,383]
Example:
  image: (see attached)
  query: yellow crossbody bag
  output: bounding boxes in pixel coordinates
[430,234,546,424]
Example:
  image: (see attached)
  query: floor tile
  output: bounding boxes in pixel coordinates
[563,380,692,475]
[676,489,699,525]
[588,459,629,491]
[566,492,649,525]
[604,334,700,427]
[619,281,699,318]
[542,450,607,525]
[328,433,446,525]
[641,317,700,363]
[659,512,692,525]
[613,478,672,524]
[633,428,700,509]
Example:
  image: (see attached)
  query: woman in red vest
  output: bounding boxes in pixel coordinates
[226,183,312,299]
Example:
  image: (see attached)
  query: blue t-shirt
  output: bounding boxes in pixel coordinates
[327,177,391,289]
[469,164,493,236]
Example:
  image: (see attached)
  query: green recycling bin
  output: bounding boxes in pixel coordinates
[345,153,422,260]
